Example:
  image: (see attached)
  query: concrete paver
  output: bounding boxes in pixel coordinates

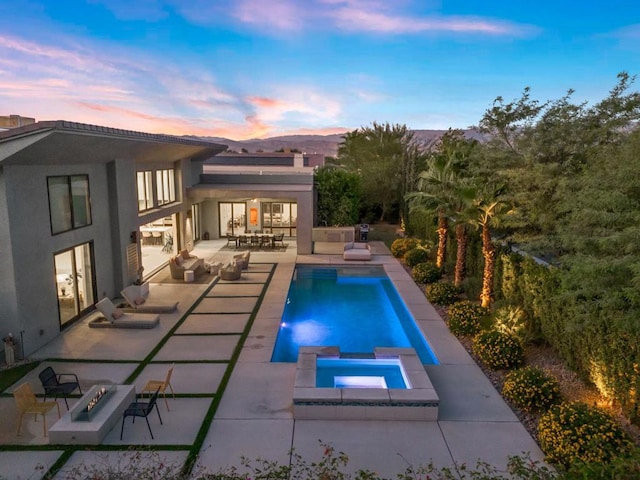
[197,419,293,473]
[154,335,240,361]
[0,451,64,479]
[53,450,189,479]
[133,362,227,396]
[175,313,250,334]
[292,420,455,478]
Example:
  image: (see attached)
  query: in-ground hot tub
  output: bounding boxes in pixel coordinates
[293,347,439,421]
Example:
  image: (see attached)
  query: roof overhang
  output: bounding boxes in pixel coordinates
[0,121,227,166]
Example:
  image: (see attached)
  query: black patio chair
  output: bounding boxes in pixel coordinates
[38,366,82,409]
[225,234,237,248]
[120,387,163,440]
[273,233,285,248]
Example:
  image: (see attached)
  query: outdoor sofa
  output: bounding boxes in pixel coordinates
[168,250,204,280]
[343,242,372,261]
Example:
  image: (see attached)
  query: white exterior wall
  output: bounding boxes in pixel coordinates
[1,163,116,355]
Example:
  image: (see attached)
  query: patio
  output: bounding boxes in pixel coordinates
[0,240,544,479]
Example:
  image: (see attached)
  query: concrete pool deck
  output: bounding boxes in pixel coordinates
[0,240,545,479]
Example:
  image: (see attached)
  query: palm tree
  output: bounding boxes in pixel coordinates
[450,185,478,287]
[407,156,458,269]
[470,192,513,308]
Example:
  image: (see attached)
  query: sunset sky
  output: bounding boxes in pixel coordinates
[1,1,638,140]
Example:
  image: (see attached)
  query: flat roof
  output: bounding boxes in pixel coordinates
[0,120,227,165]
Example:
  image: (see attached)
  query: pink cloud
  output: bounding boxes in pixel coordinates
[247,96,289,109]
[226,0,537,37]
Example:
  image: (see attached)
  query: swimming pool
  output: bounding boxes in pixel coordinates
[316,357,409,389]
[271,265,438,364]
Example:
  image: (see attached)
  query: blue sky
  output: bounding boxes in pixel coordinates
[1,1,638,140]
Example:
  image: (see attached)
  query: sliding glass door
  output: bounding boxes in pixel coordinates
[54,242,96,328]
[219,202,246,236]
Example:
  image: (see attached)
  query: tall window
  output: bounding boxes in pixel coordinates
[55,242,95,328]
[137,171,153,211]
[156,169,176,206]
[261,202,297,236]
[48,175,92,235]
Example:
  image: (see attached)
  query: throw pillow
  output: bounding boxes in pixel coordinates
[112,308,124,321]
[175,255,183,266]
[181,249,190,260]
[134,297,146,305]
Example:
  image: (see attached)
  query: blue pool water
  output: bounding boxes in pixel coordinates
[316,358,408,389]
[270,265,439,364]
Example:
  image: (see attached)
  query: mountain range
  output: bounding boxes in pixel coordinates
[192,129,480,158]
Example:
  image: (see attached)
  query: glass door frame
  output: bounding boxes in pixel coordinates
[54,241,97,330]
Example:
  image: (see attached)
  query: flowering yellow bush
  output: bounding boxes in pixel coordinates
[502,366,561,412]
[390,237,420,258]
[538,402,634,467]
[412,262,441,284]
[472,330,523,370]
[426,282,460,306]
[447,301,489,336]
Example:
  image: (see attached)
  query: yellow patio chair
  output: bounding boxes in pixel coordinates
[13,382,60,437]
[142,363,175,411]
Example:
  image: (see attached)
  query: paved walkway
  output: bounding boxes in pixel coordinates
[0,240,544,479]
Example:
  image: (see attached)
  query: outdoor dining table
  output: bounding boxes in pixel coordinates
[236,234,275,249]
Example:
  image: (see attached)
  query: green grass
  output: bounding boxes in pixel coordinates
[0,361,39,393]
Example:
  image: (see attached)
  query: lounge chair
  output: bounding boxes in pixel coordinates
[91,297,160,329]
[232,251,250,269]
[220,262,242,281]
[121,284,178,313]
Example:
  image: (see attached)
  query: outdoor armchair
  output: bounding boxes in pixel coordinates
[13,382,60,437]
[142,363,176,411]
[38,366,82,409]
[120,387,163,440]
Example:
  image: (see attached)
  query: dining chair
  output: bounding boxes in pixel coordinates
[13,382,60,437]
[141,231,152,245]
[120,387,163,440]
[142,363,175,411]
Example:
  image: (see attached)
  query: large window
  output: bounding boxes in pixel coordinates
[219,202,246,236]
[156,169,176,206]
[137,171,153,212]
[262,202,297,236]
[48,175,92,235]
[54,242,95,328]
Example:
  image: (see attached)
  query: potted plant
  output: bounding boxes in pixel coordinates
[3,333,16,365]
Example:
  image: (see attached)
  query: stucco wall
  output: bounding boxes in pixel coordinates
[2,163,116,355]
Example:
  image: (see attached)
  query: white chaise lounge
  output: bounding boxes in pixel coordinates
[91,297,160,329]
[120,284,178,313]
[343,242,372,261]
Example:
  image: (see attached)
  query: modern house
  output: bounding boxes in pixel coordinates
[0,121,316,357]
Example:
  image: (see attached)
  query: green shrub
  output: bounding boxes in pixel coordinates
[492,305,534,345]
[404,247,430,267]
[447,301,489,336]
[412,262,441,284]
[472,330,524,370]
[502,366,561,412]
[390,237,419,258]
[426,282,460,306]
[538,402,634,468]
